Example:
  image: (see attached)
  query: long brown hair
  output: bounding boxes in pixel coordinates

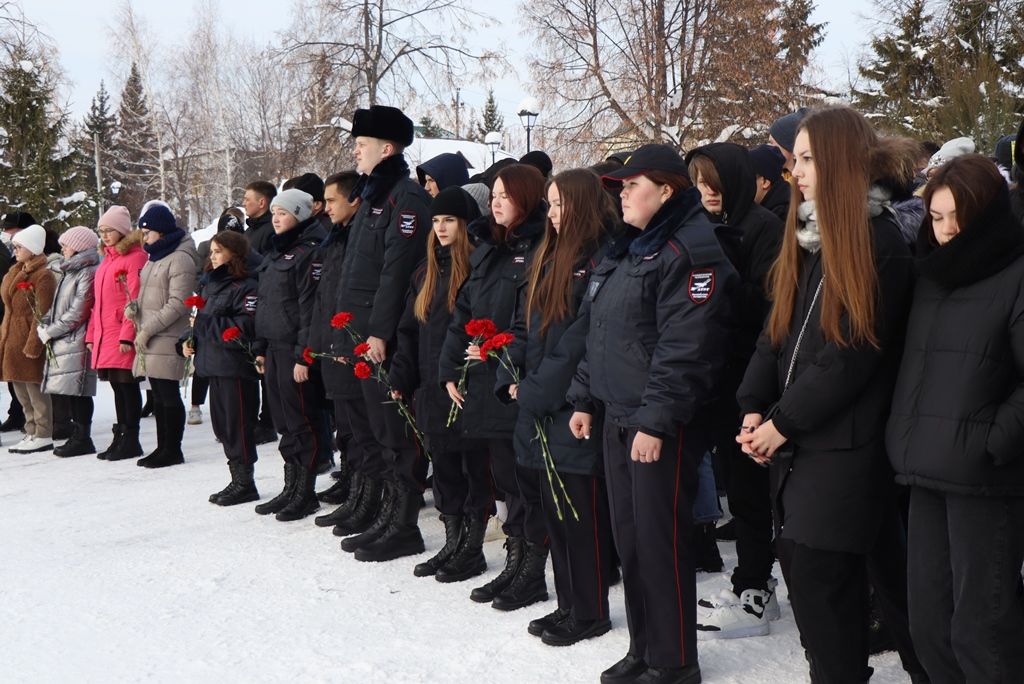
[767,106,879,349]
[490,164,546,241]
[414,216,474,322]
[526,169,615,335]
[206,231,251,279]
[922,154,1005,239]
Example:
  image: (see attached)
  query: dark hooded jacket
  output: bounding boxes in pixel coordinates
[438,206,547,439]
[416,153,470,193]
[888,186,1024,496]
[244,210,274,257]
[761,179,791,222]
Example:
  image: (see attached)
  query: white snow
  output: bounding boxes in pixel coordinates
[404,138,516,175]
[58,190,88,205]
[18,60,33,73]
[0,383,913,683]
[979,82,988,96]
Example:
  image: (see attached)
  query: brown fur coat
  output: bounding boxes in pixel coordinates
[0,254,57,383]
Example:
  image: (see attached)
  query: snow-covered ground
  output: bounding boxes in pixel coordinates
[1,382,912,683]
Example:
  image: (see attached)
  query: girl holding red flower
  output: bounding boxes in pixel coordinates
[390,187,495,582]
[177,231,261,506]
[438,164,550,610]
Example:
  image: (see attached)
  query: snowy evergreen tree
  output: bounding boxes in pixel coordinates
[74,81,118,214]
[112,62,160,218]
[475,90,505,140]
[0,45,80,229]
[418,116,447,138]
[779,0,826,76]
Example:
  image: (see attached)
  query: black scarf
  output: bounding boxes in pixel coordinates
[349,154,411,205]
[143,229,187,262]
[607,186,702,259]
[270,217,317,254]
[916,186,1024,290]
[468,204,547,248]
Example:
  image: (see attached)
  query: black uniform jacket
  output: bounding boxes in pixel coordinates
[178,264,259,381]
[244,210,274,257]
[309,220,361,399]
[567,187,739,439]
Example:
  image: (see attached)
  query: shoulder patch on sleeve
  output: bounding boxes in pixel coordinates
[311,261,323,281]
[244,295,258,313]
[688,270,715,304]
[398,211,417,238]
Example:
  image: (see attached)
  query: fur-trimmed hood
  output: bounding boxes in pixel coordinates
[108,229,144,257]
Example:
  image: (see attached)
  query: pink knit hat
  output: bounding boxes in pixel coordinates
[58,225,99,254]
[98,205,133,236]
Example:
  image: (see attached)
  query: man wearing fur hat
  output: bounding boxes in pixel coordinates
[329,104,431,563]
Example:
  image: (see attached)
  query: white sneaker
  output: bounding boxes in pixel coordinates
[7,434,31,452]
[697,589,775,640]
[187,407,203,425]
[11,436,53,454]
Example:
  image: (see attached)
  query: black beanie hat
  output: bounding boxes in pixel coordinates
[285,172,325,202]
[1,211,36,230]
[748,144,786,183]
[769,107,810,153]
[519,150,553,178]
[430,187,481,223]
[351,105,415,146]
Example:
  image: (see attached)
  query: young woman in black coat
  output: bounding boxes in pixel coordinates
[438,164,548,611]
[567,145,739,684]
[736,107,924,683]
[495,168,616,647]
[390,187,494,583]
[180,231,261,506]
[887,155,1024,683]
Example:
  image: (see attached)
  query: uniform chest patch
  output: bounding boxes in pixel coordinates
[586,279,603,300]
[398,212,417,238]
[689,270,715,304]
[513,255,525,265]
[283,253,295,261]
[244,295,258,313]
[573,268,588,280]
[311,262,323,281]
[371,207,384,216]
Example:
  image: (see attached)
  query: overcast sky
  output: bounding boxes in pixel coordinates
[31,0,874,121]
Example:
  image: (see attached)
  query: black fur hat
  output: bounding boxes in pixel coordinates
[351,105,414,147]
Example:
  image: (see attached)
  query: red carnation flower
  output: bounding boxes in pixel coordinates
[353,342,371,357]
[184,295,206,310]
[16,282,33,291]
[222,326,242,343]
[353,361,372,380]
[331,312,354,329]
[302,347,315,365]
[480,332,514,360]
[115,269,129,281]
[465,318,498,339]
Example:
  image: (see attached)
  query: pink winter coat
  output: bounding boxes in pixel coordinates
[85,231,147,371]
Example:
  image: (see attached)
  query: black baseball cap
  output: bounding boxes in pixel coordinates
[601,144,690,184]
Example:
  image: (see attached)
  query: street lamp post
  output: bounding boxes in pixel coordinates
[484,131,502,166]
[517,97,541,154]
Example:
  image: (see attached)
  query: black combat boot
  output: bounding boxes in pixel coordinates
[54,423,95,457]
[541,614,612,646]
[528,607,571,637]
[108,425,143,461]
[96,423,122,460]
[413,514,463,577]
[332,476,383,537]
[340,482,395,552]
[491,541,549,611]
[275,466,320,521]
[255,462,298,515]
[355,485,426,562]
[633,664,702,684]
[469,536,525,603]
[316,458,351,505]
[436,514,488,583]
[210,462,260,506]
[315,471,363,527]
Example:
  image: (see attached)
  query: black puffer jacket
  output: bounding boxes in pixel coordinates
[567,188,739,437]
[391,247,463,436]
[496,238,610,475]
[438,206,547,439]
[253,216,325,360]
[178,265,259,380]
[309,220,360,399]
[737,213,913,553]
[244,210,274,257]
[888,188,1024,496]
[761,180,790,223]
[335,154,431,354]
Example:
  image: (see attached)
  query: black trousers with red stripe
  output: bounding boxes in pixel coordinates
[603,422,706,669]
[209,376,259,466]
[541,469,613,621]
[264,346,326,471]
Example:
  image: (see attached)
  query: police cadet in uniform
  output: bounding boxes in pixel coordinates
[252,188,328,522]
[567,145,738,684]
[332,105,432,563]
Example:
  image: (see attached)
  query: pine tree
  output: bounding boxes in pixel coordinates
[779,0,826,77]
[75,82,118,212]
[476,90,505,140]
[853,0,943,138]
[0,45,80,228]
[111,62,160,218]
[418,116,447,138]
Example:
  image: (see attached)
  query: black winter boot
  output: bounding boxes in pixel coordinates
[436,515,488,583]
[317,458,351,505]
[108,425,143,461]
[96,424,122,460]
[255,462,298,515]
[470,536,525,603]
[693,522,724,573]
[541,614,612,646]
[54,423,96,457]
[210,462,259,506]
[340,483,395,552]
[315,471,363,527]
[414,513,463,577]
[355,485,426,562]
[491,541,550,611]
[332,476,383,537]
[141,406,184,468]
[140,391,154,418]
[137,406,165,466]
[528,607,571,637]
[275,466,320,521]
[633,664,702,683]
